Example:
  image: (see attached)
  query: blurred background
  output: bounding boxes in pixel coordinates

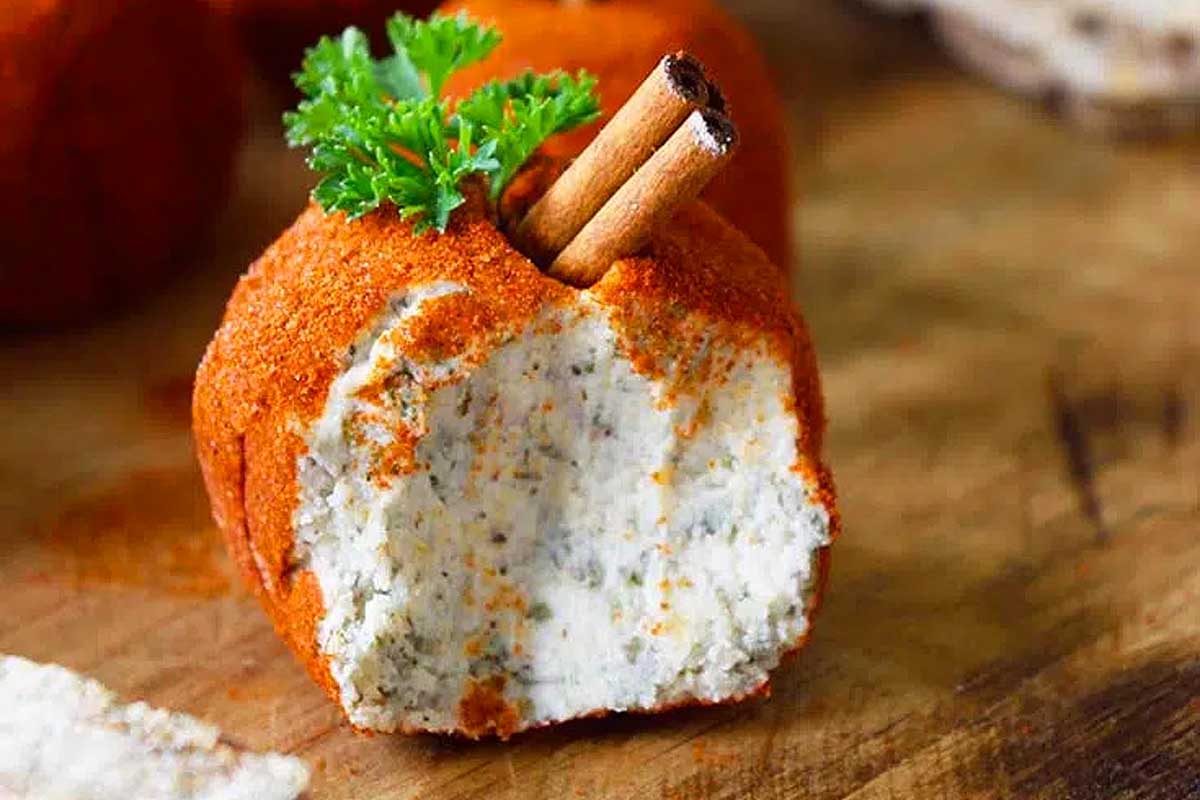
[1,1,1197,797]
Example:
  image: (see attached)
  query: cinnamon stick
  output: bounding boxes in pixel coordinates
[513,52,709,266]
[547,108,738,287]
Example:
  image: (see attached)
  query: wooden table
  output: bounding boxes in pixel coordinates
[2,2,1198,797]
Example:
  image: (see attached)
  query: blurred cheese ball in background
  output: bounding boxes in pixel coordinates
[0,0,243,328]
[210,0,441,91]
[442,0,794,272]
[872,0,1200,135]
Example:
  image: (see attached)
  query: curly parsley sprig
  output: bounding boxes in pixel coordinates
[284,12,601,233]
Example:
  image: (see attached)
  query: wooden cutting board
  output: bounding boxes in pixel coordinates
[1,2,1198,797]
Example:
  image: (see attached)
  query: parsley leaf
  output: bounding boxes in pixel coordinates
[285,12,596,232]
[385,12,501,99]
[456,70,601,199]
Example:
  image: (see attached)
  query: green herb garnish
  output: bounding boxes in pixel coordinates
[527,601,552,622]
[284,12,601,232]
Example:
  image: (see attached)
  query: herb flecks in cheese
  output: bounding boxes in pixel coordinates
[294,282,831,736]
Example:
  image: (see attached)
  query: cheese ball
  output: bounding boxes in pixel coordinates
[193,185,837,738]
[0,0,242,327]
[442,0,795,271]
[212,0,440,90]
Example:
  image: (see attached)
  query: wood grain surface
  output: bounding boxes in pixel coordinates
[2,2,1198,797]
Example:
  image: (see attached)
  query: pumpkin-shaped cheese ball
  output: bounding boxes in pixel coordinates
[0,0,242,327]
[194,195,835,738]
[442,0,794,270]
[194,12,835,739]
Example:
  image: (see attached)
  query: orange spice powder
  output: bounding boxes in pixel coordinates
[39,466,236,598]
[457,675,520,738]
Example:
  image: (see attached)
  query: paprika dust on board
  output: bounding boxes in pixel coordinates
[39,467,236,598]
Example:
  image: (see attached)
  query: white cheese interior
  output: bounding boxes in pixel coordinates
[295,284,831,733]
[0,655,309,800]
